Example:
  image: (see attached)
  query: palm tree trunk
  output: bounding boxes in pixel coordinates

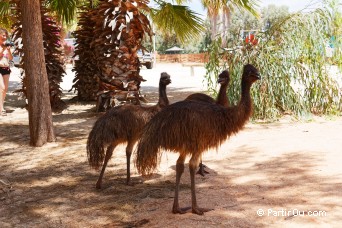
[20,0,56,146]
[210,15,218,40]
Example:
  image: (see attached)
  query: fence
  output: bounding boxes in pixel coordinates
[156,53,208,63]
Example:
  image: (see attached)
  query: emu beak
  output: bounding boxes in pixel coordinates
[255,72,261,80]
[162,79,171,84]
[217,78,225,83]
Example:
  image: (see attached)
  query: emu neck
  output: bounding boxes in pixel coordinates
[239,81,253,117]
[158,83,169,107]
[227,81,253,129]
[216,83,229,107]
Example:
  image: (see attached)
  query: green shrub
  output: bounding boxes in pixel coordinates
[205,2,342,120]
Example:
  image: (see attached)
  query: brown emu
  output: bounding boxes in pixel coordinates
[87,72,171,188]
[185,70,230,107]
[135,64,260,215]
[185,70,230,176]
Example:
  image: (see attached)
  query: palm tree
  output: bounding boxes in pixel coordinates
[201,0,259,42]
[0,0,260,145]
[1,0,69,112]
[70,3,98,101]
[11,1,67,112]
[0,0,207,144]
[17,0,56,146]
[71,0,208,110]
[0,0,82,146]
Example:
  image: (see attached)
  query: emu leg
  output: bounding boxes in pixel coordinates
[197,155,209,176]
[189,154,212,215]
[125,141,135,186]
[96,145,115,189]
[172,154,190,214]
[197,160,210,176]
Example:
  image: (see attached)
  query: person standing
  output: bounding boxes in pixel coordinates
[0,28,13,116]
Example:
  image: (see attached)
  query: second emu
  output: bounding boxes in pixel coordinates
[185,69,230,107]
[136,64,260,215]
[87,72,171,188]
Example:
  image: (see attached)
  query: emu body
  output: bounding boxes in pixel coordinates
[87,73,171,188]
[136,64,260,215]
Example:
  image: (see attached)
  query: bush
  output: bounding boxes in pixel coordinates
[205,3,342,120]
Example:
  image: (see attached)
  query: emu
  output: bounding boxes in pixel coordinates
[185,70,230,176]
[135,64,260,215]
[87,72,171,188]
[185,69,230,107]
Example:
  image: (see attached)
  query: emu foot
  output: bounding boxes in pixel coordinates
[196,164,210,176]
[172,206,191,214]
[126,181,135,186]
[192,207,213,215]
[126,177,143,186]
[95,181,102,189]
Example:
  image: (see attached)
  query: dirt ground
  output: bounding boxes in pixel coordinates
[1,64,342,227]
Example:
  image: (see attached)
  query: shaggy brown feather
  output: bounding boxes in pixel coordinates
[87,72,171,188]
[135,64,260,215]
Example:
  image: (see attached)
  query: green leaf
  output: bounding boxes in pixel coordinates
[151,2,204,43]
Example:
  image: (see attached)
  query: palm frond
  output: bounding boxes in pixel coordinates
[201,0,260,17]
[230,0,260,18]
[173,0,190,4]
[201,0,227,15]
[152,2,204,43]
[0,1,12,29]
[45,0,79,24]
[0,1,10,16]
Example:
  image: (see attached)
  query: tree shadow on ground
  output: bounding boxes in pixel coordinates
[197,145,342,225]
[2,79,341,227]
[0,123,30,145]
[2,138,341,227]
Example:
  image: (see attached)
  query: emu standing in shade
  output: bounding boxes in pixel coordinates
[87,72,171,188]
[135,64,260,215]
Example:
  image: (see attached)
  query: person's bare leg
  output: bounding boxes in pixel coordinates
[0,91,3,114]
[0,75,5,114]
[2,74,9,102]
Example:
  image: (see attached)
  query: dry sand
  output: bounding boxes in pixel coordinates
[1,63,342,227]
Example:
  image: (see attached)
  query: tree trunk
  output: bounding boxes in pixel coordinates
[20,0,56,146]
[210,15,218,40]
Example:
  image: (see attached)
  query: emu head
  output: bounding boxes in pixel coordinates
[217,70,230,85]
[242,64,260,84]
[160,72,172,85]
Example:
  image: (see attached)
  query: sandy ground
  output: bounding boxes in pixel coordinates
[1,63,342,227]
